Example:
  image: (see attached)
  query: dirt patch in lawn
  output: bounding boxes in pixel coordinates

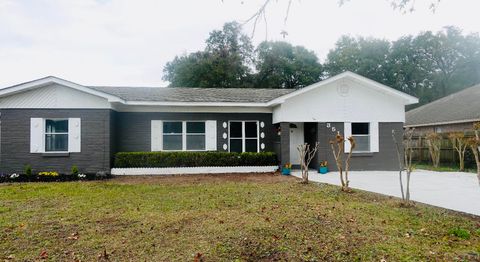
[111,172,294,184]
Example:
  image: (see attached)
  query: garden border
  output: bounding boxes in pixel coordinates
[111,166,279,175]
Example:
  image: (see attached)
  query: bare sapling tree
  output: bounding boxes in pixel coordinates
[297,142,320,183]
[329,134,356,192]
[448,132,468,171]
[468,122,480,186]
[330,134,345,187]
[344,137,356,190]
[392,128,415,205]
[425,132,442,168]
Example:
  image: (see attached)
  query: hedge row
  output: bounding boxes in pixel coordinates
[114,151,278,168]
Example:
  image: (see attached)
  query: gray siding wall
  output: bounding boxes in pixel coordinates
[0,109,113,174]
[315,122,403,171]
[0,108,401,173]
[278,122,290,166]
[115,112,276,153]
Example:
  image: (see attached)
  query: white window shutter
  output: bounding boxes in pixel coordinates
[68,118,81,152]
[30,118,44,153]
[151,120,163,151]
[344,122,352,153]
[205,120,217,151]
[370,122,379,152]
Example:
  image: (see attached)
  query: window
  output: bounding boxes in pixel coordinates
[186,122,205,150]
[351,123,370,152]
[163,121,206,151]
[163,122,183,150]
[229,121,259,153]
[45,119,68,152]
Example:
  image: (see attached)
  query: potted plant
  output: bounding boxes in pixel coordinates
[282,163,292,175]
[318,161,328,174]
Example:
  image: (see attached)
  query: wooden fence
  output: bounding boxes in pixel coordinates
[411,133,476,167]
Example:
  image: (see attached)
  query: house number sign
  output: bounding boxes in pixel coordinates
[326,123,336,132]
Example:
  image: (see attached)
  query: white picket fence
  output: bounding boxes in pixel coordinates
[111,166,279,175]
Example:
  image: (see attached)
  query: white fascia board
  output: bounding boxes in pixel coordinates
[266,71,419,106]
[111,103,273,113]
[0,76,125,103]
[123,101,270,107]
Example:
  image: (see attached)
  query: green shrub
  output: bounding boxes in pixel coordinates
[71,165,79,175]
[449,228,471,240]
[24,165,32,176]
[114,151,277,168]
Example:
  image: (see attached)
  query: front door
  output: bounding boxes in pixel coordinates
[289,123,304,165]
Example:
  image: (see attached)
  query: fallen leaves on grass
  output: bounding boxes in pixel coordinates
[67,232,79,240]
[193,252,204,262]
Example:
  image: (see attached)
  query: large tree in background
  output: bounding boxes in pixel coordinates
[163,22,254,88]
[163,23,480,107]
[324,27,480,105]
[163,22,322,89]
[419,27,480,97]
[255,41,323,89]
[388,35,434,101]
[391,27,480,104]
[324,36,392,85]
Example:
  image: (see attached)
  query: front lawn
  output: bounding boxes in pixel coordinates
[1,174,479,261]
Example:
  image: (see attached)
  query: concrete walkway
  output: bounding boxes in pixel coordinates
[291,169,480,216]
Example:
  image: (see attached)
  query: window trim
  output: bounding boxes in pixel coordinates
[162,121,206,151]
[228,120,260,153]
[351,122,371,153]
[44,118,69,153]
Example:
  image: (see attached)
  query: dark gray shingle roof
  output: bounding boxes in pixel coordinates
[405,84,480,126]
[88,86,294,103]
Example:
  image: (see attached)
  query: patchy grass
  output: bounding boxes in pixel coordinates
[449,228,472,240]
[0,173,479,261]
[414,163,476,173]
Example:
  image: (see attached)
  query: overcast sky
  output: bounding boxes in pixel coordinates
[0,0,479,87]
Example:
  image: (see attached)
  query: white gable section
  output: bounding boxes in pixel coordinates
[0,83,112,109]
[272,73,417,124]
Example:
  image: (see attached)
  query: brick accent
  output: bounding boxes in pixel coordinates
[0,109,113,174]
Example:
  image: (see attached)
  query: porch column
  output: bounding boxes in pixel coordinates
[280,122,290,166]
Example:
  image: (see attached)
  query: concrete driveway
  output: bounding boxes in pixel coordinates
[291,169,480,216]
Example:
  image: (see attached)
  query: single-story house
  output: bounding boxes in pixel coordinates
[0,71,417,173]
[405,83,480,134]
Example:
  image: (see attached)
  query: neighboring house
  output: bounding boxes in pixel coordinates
[0,72,417,173]
[405,84,480,134]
